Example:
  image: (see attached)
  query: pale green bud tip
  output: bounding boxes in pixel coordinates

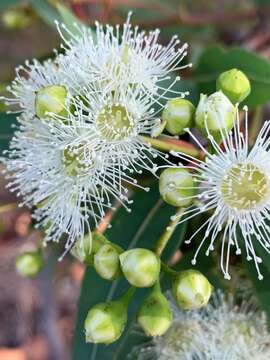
[16,251,44,277]
[163,98,195,135]
[71,234,92,264]
[2,8,31,29]
[151,118,167,138]
[216,68,251,104]
[172,270,213,310]
[35,85,67,119]
[195,91,235,139]
[159,167,195,207]
[84,301,127,344]
[94,243,121,280]
[137,287,172,336]
[119,248,160,288]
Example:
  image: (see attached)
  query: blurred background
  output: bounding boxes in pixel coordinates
[1,0,270,359]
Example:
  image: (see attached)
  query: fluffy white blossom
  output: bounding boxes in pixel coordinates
[57,12,190,100]
[2,114,135,253]
[134,292,270,360]
[169,108,270,279]
[2,15,190,251]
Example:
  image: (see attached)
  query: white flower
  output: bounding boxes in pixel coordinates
[168,107,270,280]
[134,292,270,360]
[61,82,169,178]
[57,13,190,100]
[2,113,134,253]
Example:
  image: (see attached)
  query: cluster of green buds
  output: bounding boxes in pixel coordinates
[73,233,212,343]
[152,68,250,141]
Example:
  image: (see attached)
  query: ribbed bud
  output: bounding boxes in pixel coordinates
[137,283,172,336]
[163,98,195,135]
[16,251,44,277]
[159,167,195,207]
[94,243,122,280]
[35,85,67,119]
[119,248,160,288]
[216,68,251,104]
[195,91,235,141]
[71,231,109,265]
[172,270,212,310]
[84,288,134,344]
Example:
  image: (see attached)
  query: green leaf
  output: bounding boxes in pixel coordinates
[194,45,270,108]
[0,0,22,11]
[0,112,17,152]
[28,0,61,27]
[28,0,84,33]
[72,185,187,360]
[244,258,270,325]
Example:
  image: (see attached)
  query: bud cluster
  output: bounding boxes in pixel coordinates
[159,68,251,208]
[75,233,212,344]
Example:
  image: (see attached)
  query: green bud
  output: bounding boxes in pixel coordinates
[159,167,195,207]
[137,283,172,336]
[84,288,134,344]
[119,248,160,288]
[94,243,121,280]
[151,118,167,138]
[162,98,195,135]
[172,269,212,310]
[16,251,44,277]
[35,85,68,119]
[195,91,235,142]
[216,68,251,104]
[2,8,31,29]
[71,231,109,265]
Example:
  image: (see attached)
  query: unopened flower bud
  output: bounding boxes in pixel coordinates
[94,243,122,280]
[84,287,134,344]
[195,91,235,141]
[71,231,110,265]
[35,85,68,119]
[119,248,160,288]
[159,167,195,207]
[172,270,212,310]
[137,283,172,336]
[216,68,251,104]
[162,98,195,135]
[16,251,44,277]
[2,8,31,29]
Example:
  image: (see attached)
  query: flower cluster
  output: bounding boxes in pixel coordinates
[135,292,270,360]
[159,78,270,280]
[2,14,189,252]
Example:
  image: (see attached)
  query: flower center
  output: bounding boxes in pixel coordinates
[220,163,268,210]
[62,143,95,177]
[96,104,134,141]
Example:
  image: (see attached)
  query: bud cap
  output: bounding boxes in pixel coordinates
[84,300,127,344]
[137,284,172,336]
[172,269,212,310]
[35,85,67,119]
[16,251,44,277]
[216,68,251,104]
[119,248,160,288]
[163,98,195,135]
[94,243,121,280]
[195,91,235,141]
[159,167,195,207]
